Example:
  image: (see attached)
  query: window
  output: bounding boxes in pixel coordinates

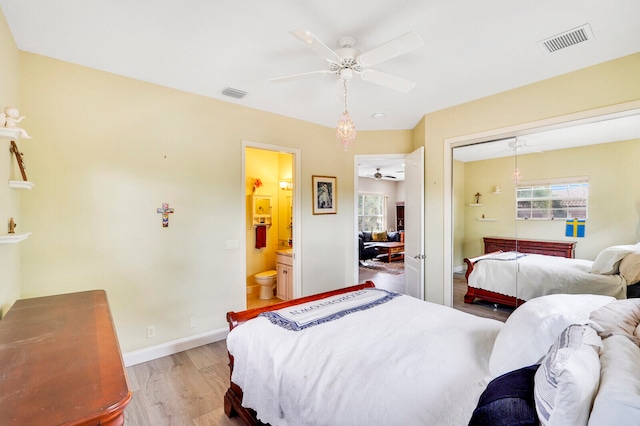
[358,194,386,231]
[516,180,588,220]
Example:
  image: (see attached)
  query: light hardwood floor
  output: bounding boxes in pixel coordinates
[125,340,243,426]
[124,268,513,425]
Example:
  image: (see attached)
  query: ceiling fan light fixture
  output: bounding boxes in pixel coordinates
[336,110,356,151]
[336,79,356,150]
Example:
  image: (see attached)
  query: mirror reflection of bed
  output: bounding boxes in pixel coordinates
[453,111,640,316]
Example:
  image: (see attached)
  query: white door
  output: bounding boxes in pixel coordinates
[404,147,425,299]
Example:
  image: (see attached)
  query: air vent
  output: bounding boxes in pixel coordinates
[538,24,594,53]
[222,87,247,99]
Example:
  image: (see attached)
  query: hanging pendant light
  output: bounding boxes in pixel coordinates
[336,79,356,151]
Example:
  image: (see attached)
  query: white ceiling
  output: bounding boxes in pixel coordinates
[453,112,640,162]
[2,1,639,132]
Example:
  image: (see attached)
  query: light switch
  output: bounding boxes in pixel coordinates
[226,239,240,250]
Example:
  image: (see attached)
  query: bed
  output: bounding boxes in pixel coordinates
[223,281,640,425]
[463,243,640,308]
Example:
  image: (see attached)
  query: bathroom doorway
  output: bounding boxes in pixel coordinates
[243,141,300,310]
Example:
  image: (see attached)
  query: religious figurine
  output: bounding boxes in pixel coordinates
[475,192,482,203]
[8,217,16,234]
[1,107,32,138]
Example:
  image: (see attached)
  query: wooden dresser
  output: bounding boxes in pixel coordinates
[0,290,131,425]
[483,236,577,259]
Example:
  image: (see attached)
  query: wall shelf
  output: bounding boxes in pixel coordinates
[9,180,34,189]
[0,232,31,244]
[468,203,482,207]
[476,218,498,221]
[0,127,21,139]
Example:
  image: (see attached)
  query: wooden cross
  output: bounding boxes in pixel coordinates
[156,203,174,227]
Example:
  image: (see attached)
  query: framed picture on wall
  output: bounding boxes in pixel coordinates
[312,175,337,215]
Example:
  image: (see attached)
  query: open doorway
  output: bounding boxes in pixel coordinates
[243,141,301,310]
[355,155,407,294]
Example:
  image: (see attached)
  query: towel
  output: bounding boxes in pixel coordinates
[255,225,267,249]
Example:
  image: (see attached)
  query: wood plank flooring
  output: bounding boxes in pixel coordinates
[124,340,243,426]
[124,269,513,425]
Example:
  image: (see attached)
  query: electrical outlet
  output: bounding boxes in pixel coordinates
[147,325,156,338]
[190,316,197,329]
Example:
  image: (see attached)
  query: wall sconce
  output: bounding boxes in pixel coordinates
[279,181,293,190]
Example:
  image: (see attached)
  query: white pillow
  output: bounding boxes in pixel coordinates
[534,324,602,426]
[589,299,640,344]
[489,294,614,378]
[588,335,640,425]
[591,243,640,275]
[620,252,640,285]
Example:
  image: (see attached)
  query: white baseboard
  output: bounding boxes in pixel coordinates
[123,327,229,367]
[453,264,466,273]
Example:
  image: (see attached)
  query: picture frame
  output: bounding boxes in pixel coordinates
[312,175,337,215]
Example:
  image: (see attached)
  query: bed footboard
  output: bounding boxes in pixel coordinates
[224,281,376,425]
[463,252,525,308]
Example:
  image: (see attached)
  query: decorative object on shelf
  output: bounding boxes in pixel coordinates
[253,178,263,193]
[156,202,174,227]
[336,79,356,150]
[565,218,586,238]
[474,192,482,204]
[494,185,501,194]
[10,141,28,181]
[8,217,16,234]
[312,175,337,215]
[1,107,32,138]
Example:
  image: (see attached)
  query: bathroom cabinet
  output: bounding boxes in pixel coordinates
[276,252,293,300]
[252,195,272,227]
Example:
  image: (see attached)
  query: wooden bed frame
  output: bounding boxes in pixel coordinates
[463,252,526,308]
[463,237,577,308]
[223,281,376,425]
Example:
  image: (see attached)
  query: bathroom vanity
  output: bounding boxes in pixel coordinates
[276,249,293,300]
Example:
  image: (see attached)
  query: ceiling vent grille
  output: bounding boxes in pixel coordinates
[222,87,248,99]
[539,24,594,53]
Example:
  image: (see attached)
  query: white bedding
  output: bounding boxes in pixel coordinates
[468,252,627,301]
[226,292,503,426]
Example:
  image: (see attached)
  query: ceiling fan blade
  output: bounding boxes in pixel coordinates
[357,31,424,67]
[360,69,417,93]
[270,70,335,82]
[290,29,342,64]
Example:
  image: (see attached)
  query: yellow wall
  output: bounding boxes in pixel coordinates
[458,139,640,264]
[422,52,640,304]
[15,51,412,352]
[0,8,22,315]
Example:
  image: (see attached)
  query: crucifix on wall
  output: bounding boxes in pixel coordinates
[157,202,174,227]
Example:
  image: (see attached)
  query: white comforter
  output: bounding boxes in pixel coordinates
[226,293,503,426]
[468,252,627,300]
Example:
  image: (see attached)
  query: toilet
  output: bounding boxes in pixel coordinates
[255,270,277,300]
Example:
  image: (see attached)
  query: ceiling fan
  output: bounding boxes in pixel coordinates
[270,29,424,93]
[508,138,542,154]
[369,167,397,180]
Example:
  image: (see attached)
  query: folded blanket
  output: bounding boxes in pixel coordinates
[259,288,400,331]
[476,251,527,262]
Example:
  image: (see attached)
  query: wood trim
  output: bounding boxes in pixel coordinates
[224,282,376,424]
